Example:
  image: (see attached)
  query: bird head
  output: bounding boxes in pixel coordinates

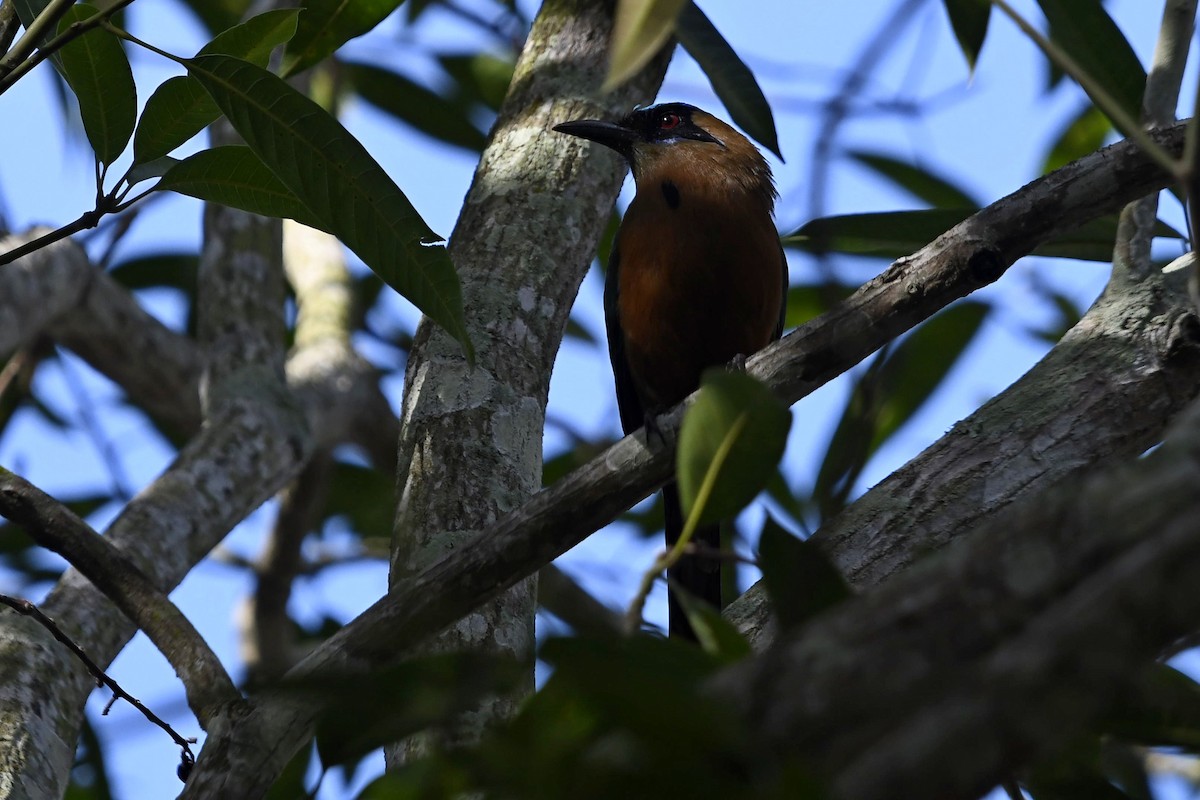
[554,102,775,209]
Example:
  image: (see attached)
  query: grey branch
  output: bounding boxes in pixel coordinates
[711,385,1200,800]
[179,118,1192,797]
[0,468,240,724]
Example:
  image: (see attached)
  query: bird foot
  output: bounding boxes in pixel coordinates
[728,353,749,372]
[642,411,668,448]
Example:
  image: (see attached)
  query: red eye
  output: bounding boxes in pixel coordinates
[659,113,681,130]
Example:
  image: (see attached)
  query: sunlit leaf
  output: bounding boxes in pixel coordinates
[940,0,990,72]
[56,4,136,166]
[603,0,687,92]
[676,2,780,159]
[185,54,473,357]
[283,0,406,77]
[677,370,791,527]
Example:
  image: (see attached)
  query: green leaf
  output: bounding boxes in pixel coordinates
[174,0,250,34]
[847,150,979,209]
[676,2,781,159]
[783,209,1183,263]
[133,9,301,165]
[11,0,53,46]
[814,301,988,517]
[126,156,180,185]
[345,61,487,152]
[677,370,792,527]
[1036,0,1146,135]
[56,4,136,166]
[757,517,849,633]
[940,0,990,72]
[157,146,329,232]
[184,54,473,357]
[437,52,515,112]
[1103,664,1200,748]
[603,0,687,93]
[323,461,395,540]
[1042,104,1111,174]
[108,252,198,292]
[283,0,406,77]
[668,582,752,663]
[783,281,854,329]
[284,653,524,768]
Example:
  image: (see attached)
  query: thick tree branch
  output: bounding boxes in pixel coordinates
[383,0,669,766]
[710,386,1200,800]
[0,231,203,434]
[727,272,1200,648]
[181,119,1193,796]
[0,469,239,724]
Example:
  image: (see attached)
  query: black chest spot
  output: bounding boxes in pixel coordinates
[661,180,681,209]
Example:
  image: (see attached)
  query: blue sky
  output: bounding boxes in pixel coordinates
[0,1,1189,798]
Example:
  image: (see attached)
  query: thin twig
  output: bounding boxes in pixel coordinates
[0,593,197,780]
[0,0,137,94]
[990,0,1180,178]
[58,352,135,501]
[0,468,242,726]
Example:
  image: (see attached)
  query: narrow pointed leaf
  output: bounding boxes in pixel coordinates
[283,0,406,77]
[941,0,990,72]
[56,4,135,165]
[669,581,752,663]
[676,2,780,159]
[1041,104,1111,174]
[677,369,791,527]
[758,516,850,633]
[813,302,989,517]
[345,61,487,152]
[133,9,300,165]
[157,146,329,232]
[184,54,471,355]
[603,0,687,92]
[847,150,980,208]
[783,209,1182,262]
[1036,0,1146,134]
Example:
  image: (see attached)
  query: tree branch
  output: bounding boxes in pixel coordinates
[180,118,1193,796]
[0,468,240,724]
[710,386,1200,800]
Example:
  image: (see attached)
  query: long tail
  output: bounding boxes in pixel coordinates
[662,482,721,640]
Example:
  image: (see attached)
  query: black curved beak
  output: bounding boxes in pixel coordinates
[553,119,638,158]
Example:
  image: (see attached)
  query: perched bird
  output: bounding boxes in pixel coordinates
[554,103,786,640]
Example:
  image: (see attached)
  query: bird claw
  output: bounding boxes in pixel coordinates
[728,353,749,372]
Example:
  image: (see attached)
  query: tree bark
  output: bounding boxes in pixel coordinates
[384,0,668,763]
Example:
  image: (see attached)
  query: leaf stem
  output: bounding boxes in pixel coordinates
[625,413,748,633]
[0,0,137,96]
[990,0,1182,180]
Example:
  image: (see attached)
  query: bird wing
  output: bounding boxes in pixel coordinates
[604,244,646,436]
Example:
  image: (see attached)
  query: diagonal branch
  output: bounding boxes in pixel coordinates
[0,469,240,725]
[710,385,1200,800]
[181,119,1193,796]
